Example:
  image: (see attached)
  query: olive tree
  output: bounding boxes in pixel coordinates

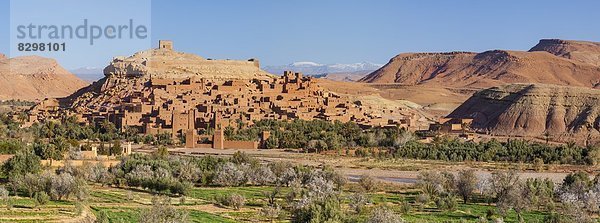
[456,169,478,204]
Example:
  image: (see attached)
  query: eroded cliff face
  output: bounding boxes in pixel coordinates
[360,40,600,89]
[448,84,600,142]
[0,56,88,101]
[529,39,600,67]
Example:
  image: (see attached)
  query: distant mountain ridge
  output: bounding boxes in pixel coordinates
[264,61,383,76]
[0,55,88,101]
[360,39,600,89]
[313,70,373,82]
[70,67,104,83]
[529,39,600,66]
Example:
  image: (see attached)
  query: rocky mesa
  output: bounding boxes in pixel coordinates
[104,42,272,80]
[360,39,600,89]
[447,83,600,143]
[0,55,88,101]
[529,39,600,67]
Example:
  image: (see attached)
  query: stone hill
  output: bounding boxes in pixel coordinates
[104,44,272,80]
[64,41,274,110]
[360,40,600,89]
[447,83,600,143]
[0,55,88,101]
[529,39,600,66]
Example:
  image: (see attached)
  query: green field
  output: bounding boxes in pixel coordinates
[0,184,555,222]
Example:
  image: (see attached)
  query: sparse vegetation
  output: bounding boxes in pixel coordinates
[1,115,599,222]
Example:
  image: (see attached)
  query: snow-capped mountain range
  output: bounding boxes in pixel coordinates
[70,67,104,82]
[263,62,383,76]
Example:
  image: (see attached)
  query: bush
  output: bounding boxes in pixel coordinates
[140,196,188,223]
[261,204,281,221]
[348,192,370,213]
[417,170,455,197]
[213,163,248,186]
[291,196,343,223]
[154,146,169,159]
[34,191,50,209]
[1,150,41,181]
[96,210,110,223]
[359,174,377,192]
[22,173,44,198]
[216,193,246,210]
[247,164,275,185]
[435,194,458,211]
[366,207,405,223]
[230,151,253,164]
[0,187,10,210]
[399,199,411,214]
[415,193,430,207]
[50,172,77,200]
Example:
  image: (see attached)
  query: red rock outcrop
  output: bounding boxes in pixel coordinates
[0,55,88,101]
[360,40,600,89]
[529,39,600,67]
[447,83,600,143]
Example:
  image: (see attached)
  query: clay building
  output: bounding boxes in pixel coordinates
[27,41,417,149]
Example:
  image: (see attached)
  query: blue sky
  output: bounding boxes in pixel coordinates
[2,0,600,69]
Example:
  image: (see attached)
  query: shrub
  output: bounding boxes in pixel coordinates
[22,173,44,198]
[263,187,280,206]
[261,204,281,221]
[415,193,430,207]
[177,160,201,183]
[248,164,275,185]
[154,146,169,159]
[0,187,11,210]
[231,151,253,164]
[1,150,41,181]
[366,207,405,223]
[417,170,455,198]
[96,210,110,223]
[216,193,246,210]
[140,196,188,223]
[486,209,496,220]
[34,191,50,209]
[291,196,343,223]
[50,172,77,200]
[359,174,377,192]
[399,199,411,214]
[213,163,248,186]
[322,167,347,190]
[435,194,458,211]
[348,192,370,213]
